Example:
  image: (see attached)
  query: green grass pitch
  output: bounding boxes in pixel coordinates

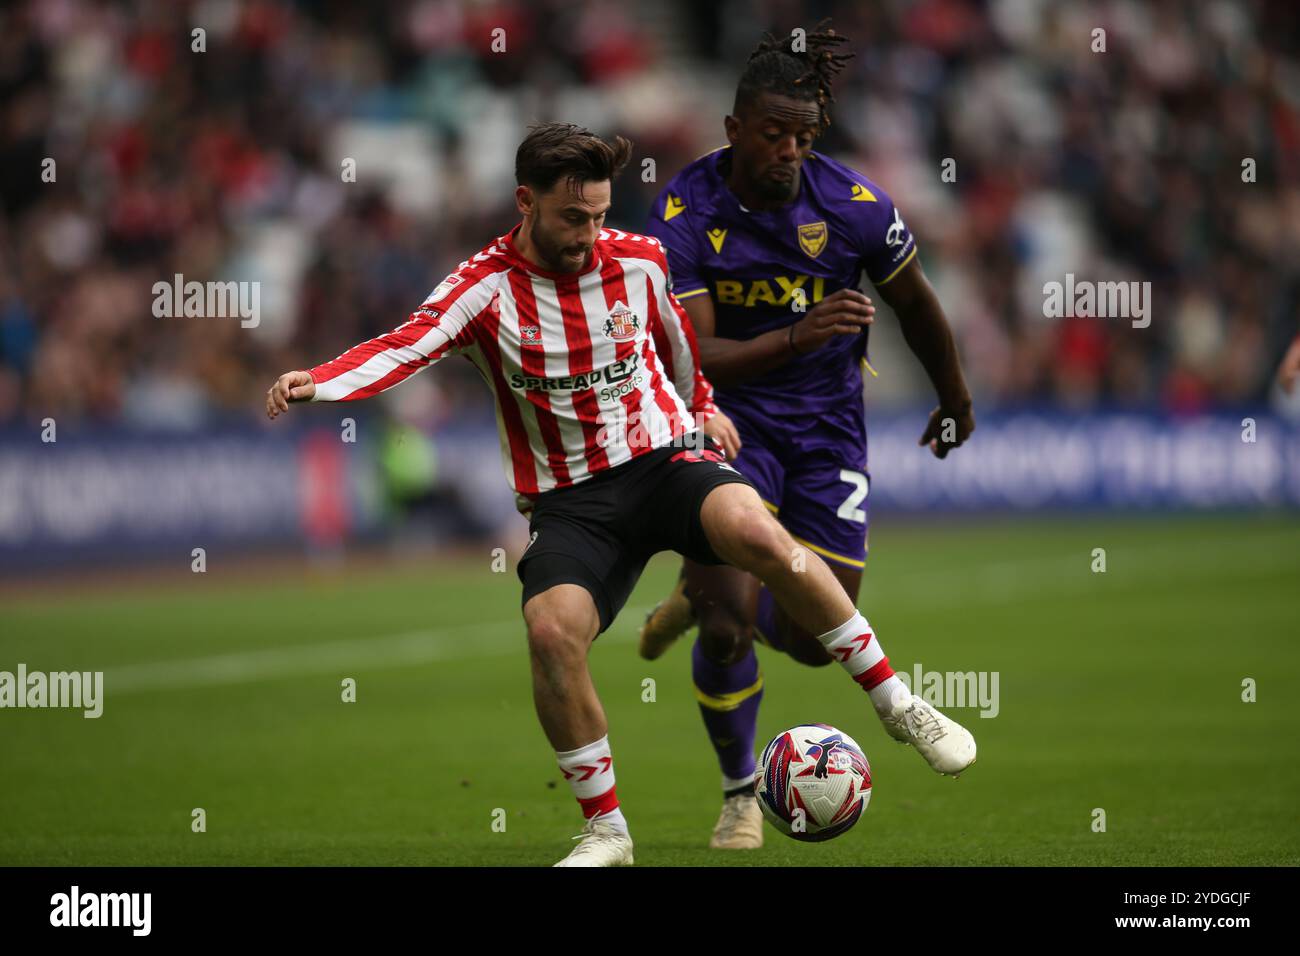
[1,516,1297,866]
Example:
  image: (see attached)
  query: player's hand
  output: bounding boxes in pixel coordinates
[1277,335,1300,394]
[703,410,742,460]
[266,370,316,419]
[918,401,974,459]
[790,289,875,355]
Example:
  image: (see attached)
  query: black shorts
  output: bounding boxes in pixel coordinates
[517,437,753,633]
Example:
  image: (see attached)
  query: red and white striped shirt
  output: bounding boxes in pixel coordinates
[308,224,717,503]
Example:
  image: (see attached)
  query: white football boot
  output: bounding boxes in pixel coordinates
[709,792,764,849]
[881,692,977,776]
[552,817,635,867]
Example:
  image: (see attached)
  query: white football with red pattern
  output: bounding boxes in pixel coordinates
[755,723,872,841]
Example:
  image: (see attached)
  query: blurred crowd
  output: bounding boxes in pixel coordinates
[1,0,1298,430]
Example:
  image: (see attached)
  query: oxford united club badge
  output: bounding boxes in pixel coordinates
[797,221,828,259]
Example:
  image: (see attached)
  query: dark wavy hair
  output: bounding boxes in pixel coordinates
[514,123,632,193]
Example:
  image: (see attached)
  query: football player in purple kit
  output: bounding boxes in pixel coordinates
[641,25,977,849]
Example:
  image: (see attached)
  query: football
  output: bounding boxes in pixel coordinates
[755,724,872,841]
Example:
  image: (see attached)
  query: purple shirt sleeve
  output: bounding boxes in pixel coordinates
[857,188,918,287]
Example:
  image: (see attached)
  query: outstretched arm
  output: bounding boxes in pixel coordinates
[264,270,490,419]
[263,310,459,419]
[874,257,973,459]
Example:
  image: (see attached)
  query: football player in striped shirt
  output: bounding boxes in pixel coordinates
[266,123,975,866]
[641,26,978,849]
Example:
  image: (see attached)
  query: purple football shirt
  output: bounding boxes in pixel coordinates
[645,147,918,569]
[645,146,916,455]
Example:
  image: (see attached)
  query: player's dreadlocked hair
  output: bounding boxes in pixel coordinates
[734,22,853,132]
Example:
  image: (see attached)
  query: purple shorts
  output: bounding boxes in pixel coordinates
[724,402,870,570]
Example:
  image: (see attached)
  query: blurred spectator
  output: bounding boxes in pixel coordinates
[1,0,1298,432]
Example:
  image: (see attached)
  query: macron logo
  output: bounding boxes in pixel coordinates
[50,886,151,937]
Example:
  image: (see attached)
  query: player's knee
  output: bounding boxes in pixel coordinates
[523,597,594,665]
[525,616,578,660]
[724,510,794,574]
[697,608,752,665]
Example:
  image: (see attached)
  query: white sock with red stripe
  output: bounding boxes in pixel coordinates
[556,735,628,832]
[817,612,908,716]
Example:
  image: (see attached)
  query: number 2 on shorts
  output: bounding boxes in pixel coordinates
[836,469,869,523]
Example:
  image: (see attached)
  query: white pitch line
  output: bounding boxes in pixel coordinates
[105,624,512,694]
[67,526,1300,695]
[102,614,639,695]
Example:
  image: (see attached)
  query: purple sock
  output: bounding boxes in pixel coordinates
[692,636,763,786]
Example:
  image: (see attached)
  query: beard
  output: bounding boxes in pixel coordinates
[528,221,590,273]
[753,169,799,203]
